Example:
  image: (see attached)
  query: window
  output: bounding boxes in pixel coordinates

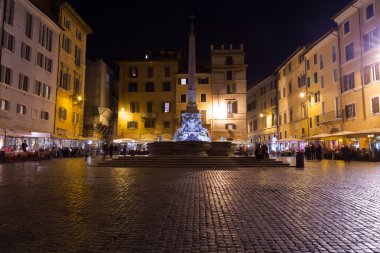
[60,72,71,90]
[164,121,170,128]
[372,97,380,114]
[164,67,170,77]
[313,54,317,65]
[129,67,138,78]
[45,57,52,72]
[322,101,326,115]
[226,71,233,80]
[314,72,318,83]
[75,46,82,66]
[321,75,325,88]
[344,21,350,34]
[146,102,153,113]
[309,118,313,128]
[25,12,34,39]
[41,111,49,120]
[144,119,155,128]
[288,82,292,94]
[363,28,379,52]
[128,83,137,92]
[63,16,71,30]
[162,102,171,113]
[162,82,171,91]
[201,93,206,102]
[320,54,324,69]
[72,112,79,123]
[35,81,43,96]
[18,74,29,91]
[198,77,209,84]
[5,0,15,25]
[314,91,320,103]
[2,31,14,52]
[307,77,311,87]
[342,72,355,92]
[345,43,354,61]
[261,86,266,95]
[59,108,67,120]
[225,123,236,130]
[147,67,153,78]
[180,78,188,85]
[225,56,233,65]
[0,99,10,111]
[0,65,12,85]
[145,82,154,92]
[227,101,238,115]
[333,68,338,83]
[62,35,71,53]
[316,115,320,124]
[37,52,44,67]
[289,108,293,122]
[127,121,138,129]
[345,103,356,119]
[76,29,82,40]
[306,60,310,70]
[288,63,292,72]
[227,84,236,94]
[21,42,31,61]
[284,112,287,124]
[180,94,186,103]
[130,102,139,113]
[301,105,307,118]
[73,78,80,96]
[364,63,380,84]
[366,3,375,20]
[332,46,337,63]
[282,87,286,97]
[43,84,51,99]
[17,104,27,115]
[278,115,282,126]
[38,22,53,51]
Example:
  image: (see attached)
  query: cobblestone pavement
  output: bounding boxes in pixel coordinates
[0,158,380,252]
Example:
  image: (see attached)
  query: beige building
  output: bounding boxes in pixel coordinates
[54,2,93,143]
[210,44,247,141]
[277,46,308,150]
[117,52,179,141]
[303,30,342,138]
[175,73,212,131]
[247,75,278,149]
[333,0,380,144]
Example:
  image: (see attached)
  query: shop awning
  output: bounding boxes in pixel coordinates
[304,133,331,140]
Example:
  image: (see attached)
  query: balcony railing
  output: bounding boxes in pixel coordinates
[140,112,157,119]
[317,110,342,124]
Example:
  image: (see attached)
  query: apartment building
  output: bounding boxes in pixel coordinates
[117,51,179,141]
[210,44,247,141]
[247,75,278,150]
[54,2,92,143]
[0,0,61,149]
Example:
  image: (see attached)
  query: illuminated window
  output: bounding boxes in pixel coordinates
[129,67,138,78]
[162,102,171,113]
[180,78,187,85]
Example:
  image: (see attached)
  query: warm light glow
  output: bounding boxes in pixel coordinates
[299,92,305,98]
[339,139,343,142]
[121,108,125,112]
[77,96,82,101]
[260,113,264,118]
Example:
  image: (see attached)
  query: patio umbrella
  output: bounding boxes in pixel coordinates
[304,133,331,140]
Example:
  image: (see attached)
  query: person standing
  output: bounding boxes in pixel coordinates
[21,140,28,152]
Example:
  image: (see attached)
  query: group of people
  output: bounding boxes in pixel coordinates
[304,143,323,161]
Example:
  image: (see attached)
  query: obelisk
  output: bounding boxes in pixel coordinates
[187,15,198,113]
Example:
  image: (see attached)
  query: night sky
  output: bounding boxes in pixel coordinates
[70,0,352,85]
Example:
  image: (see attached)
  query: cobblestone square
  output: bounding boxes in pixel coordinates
[0,158,380,252]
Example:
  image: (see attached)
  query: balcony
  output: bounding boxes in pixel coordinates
[140,112,157,119]
[317,110,342,125]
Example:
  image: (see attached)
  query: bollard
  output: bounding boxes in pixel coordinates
[296,151,304,168]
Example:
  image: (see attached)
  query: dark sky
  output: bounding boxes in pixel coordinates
[70,0,352,85]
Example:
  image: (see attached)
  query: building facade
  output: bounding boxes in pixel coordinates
[117,52,179,141]
[334,0,380,147]
[84,59,116,141]
[210,44,247,141]
[247,75,278,150]
[0,0,60,149]
[54,2,92,143]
